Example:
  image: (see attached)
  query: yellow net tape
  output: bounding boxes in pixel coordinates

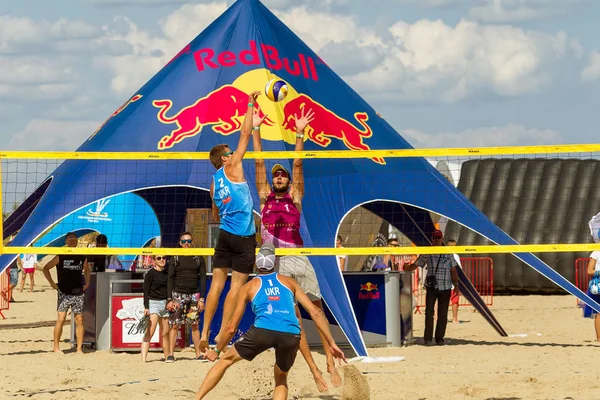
[4,243,600,256]
[0,143,599,160]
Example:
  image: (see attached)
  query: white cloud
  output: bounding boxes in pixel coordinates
[468,0,583,22]
[8,120,100,151]
[581,50,600,82]
[346,19,579,102]
[0,16,101,54]
[88,0,202,6]
[92,2,585,102]
[391,0,464,6]
[95,2,227,95]
[263,0,349,8]
[402,124,563,148]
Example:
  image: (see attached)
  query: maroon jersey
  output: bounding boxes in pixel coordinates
[261,192,303,248]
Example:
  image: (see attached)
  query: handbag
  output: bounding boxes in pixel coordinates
[425,256,442,289]
[138,314,150,332]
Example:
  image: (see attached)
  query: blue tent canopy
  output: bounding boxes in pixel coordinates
[32,192,160,267]
[2,0,599,356]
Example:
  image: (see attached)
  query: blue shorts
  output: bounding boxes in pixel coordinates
[148,299,169,318]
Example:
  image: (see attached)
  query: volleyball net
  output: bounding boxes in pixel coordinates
[1,144,600,263]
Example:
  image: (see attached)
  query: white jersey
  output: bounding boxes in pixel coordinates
[21,254,37,269]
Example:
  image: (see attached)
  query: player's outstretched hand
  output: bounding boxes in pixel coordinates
[248,91,261,105]
[294,107,315,132]
[205,349,219,362]
[199,337,209,353]
[330,342,347,364]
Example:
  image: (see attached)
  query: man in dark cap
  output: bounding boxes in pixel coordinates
[404,229,459,346]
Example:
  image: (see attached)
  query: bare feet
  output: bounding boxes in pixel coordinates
[76,350,84,355]
[54,348,64,354]
[311,368,328,392]
[328,364,342,387]
[453,320,460,324]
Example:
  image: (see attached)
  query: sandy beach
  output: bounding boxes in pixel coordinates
[1,276,599,400]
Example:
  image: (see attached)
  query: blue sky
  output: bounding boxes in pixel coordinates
[1,0,600,150]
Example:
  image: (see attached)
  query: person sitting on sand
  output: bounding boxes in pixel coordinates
[195,243,346,400]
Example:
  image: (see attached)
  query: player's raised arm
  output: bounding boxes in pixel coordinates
[252,104,270,210]
[230,91,265,168]
[290,108,314,211]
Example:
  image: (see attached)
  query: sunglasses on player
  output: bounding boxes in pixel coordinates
[180,239,192,244]
[273,170,289,178]
[155,256,165,261]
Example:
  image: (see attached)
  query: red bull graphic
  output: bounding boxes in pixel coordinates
[151,68,383,164]
[194,40,320,81]
[282,95,385,165]
[88,94,143,141]
[153,85,274,150]
[358,282,380,300]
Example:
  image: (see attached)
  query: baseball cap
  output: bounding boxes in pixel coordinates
[256,243,276,271]
[271,164,290,177]
[432,229,444,238]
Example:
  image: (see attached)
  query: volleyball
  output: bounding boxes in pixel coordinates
[265,78,288,102]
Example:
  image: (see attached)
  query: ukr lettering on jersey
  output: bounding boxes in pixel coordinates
[265,286,280,301]
[218,185,230,198]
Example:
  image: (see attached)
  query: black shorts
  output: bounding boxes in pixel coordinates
[234,326,301,372]
[213,229,256,274]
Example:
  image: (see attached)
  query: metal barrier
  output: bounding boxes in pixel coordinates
[575,257,590,306]
[0,266,10,319]
[413,257,494,314]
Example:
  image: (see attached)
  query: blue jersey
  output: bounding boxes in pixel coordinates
[212,167,255,236]
[251,273,301,335]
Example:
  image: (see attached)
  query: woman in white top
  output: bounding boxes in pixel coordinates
[583,251,600,341]
[18,254,38,293]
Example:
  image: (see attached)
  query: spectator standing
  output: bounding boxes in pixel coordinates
[404,230,458,346]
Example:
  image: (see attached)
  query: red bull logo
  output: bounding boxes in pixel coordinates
[358,282,380,300]
[152,68,383,164]
[281,95,385,165]
[194,40,320,81]
[153,85,274,150]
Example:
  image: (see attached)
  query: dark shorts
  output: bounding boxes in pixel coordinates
[234,326,301,372]
[213,229,256,274]
[57,290,84,315]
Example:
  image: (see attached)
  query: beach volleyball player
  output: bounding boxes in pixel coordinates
[201,91,264,351]
[194,244,346,400]
[253,107,343,388]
